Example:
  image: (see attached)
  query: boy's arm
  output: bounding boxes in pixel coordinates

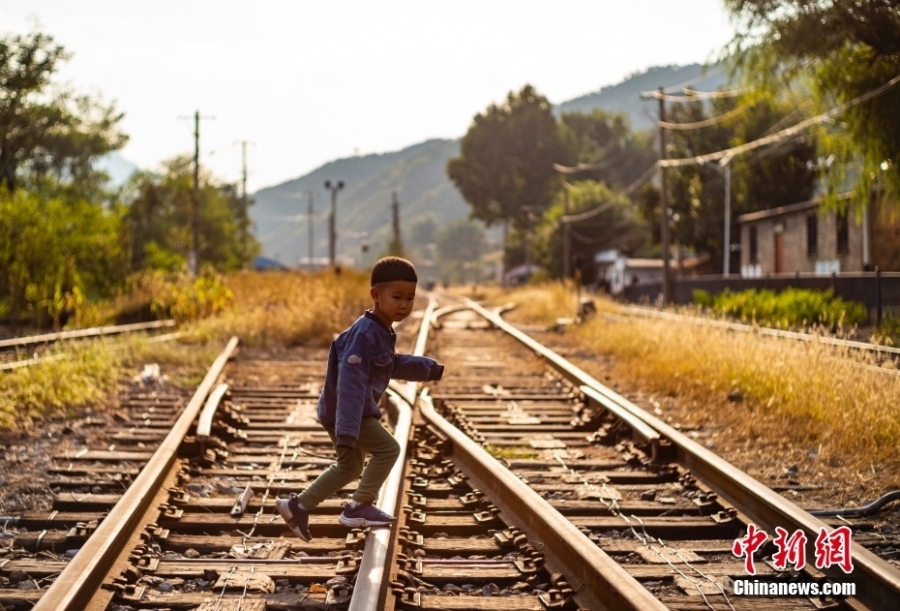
[334,331,374,448]
[392,353,444,382]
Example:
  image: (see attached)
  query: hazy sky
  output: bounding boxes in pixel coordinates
[2,1,735,191]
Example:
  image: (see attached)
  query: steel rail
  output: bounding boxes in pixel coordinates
[473,299,900,611]
[349,299,436,611]
[31,336,239,611]
[0,330,186,373]
[0,319,176,351]
[618,303,900,360]
[196,383,230,440]
[418,389,668,611]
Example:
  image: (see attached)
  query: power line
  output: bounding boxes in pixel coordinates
[659,103,752,130]
[682,87,748,98]
[654,66,724,96]
[560,164,657,223]
[641,86,747,102]
[658,71,900,169]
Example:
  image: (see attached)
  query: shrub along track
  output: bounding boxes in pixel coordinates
[1,301,899,610]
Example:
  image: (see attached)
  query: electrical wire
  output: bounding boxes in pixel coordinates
[657,66,724,96]
[560,164,656,223]
[659,103,751,130]
[683,87,748,98]
[659,72,900,168]
[553,161,610,174]
[642,86,746,102]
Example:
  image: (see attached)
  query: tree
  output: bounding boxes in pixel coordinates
[638,95,816,272]
[409,216,437,246]
[533,181,648,278]
[558,110,657,189]
[724,0,900,203]
[447,85,564,230]
[0,32,126,193]
[435,219,487,283]
[0,188,124,326]
[122,157,260,272]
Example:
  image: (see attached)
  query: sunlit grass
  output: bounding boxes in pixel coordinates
[0,335,221,430]
[1,270,372,431]
[491,284,900,468]
[485,445,539,460]
[191,270,370,347]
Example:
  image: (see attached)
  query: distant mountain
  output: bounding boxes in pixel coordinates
[96,151,140,186]
[556,64,727,129]
[252,139,468,266]
[251,64,732,264]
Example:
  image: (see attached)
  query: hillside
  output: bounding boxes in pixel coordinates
[251,139,468,266]
[556,64,727,129]
[251,64,732,265]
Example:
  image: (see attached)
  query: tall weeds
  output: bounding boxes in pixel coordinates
[498,285,900,466]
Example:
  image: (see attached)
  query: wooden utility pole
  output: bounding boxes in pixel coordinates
[302,191,316,264]
[180,110,214,276]
[324,180,344,268]
[192,111,200,276]
[391,191,401,249]
[658,88,672,304]
[237,140,252,265]
[563,186,571,279]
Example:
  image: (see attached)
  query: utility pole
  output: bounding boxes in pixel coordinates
[523,205,535,275]
[192,111,201,276]
[723,163,731,276]
[179,110,214,277]
[657,88,672,304]
[702,157,733,276]
[234,140,254,266]
[563,186,571,279]
[324,180,344,268]
[391,190,401,251]
[302,191,316,265]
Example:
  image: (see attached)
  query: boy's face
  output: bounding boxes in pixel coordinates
[371,280,417,323]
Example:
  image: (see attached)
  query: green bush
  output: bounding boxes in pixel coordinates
[692,289,713,308]
[701,288,866,329]
[874,312,900,345]
[147,268,234,323]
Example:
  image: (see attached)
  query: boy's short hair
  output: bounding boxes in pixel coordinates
[371,256,417,286]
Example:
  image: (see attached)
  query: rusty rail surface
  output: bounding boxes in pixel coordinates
[30,336,239,611]
[419,389,668,611]
[471,299,900,611]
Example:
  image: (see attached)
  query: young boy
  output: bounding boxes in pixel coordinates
[276,256,444,541]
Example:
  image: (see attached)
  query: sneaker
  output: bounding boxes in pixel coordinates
[338,501,397,528]
[275,495,311,541]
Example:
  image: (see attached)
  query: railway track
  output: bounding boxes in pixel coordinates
[0,320,179,372]
[1,298,898,610]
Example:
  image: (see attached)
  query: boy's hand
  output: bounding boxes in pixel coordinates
[430,362,444,381]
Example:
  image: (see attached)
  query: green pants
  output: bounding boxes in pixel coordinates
[298,416,400,508]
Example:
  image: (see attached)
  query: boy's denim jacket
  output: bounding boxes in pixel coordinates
[317,310,443,447]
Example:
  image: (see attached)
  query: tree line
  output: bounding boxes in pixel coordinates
[0,31,258,327]
[447,0,899,280]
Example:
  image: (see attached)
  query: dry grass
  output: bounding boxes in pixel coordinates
[495,282,616,326]
[0,336,220,430]
[192,270,370,348]
[1,270,371,431]
[492,284,900,475]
